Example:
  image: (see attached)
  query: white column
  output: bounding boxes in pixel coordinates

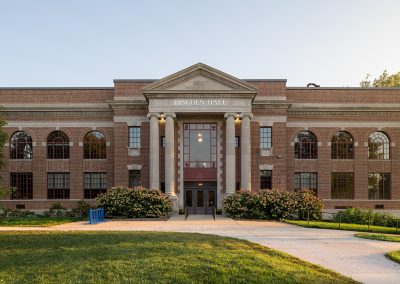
[165,113,176,197]
[224,113,236,194]
[240,113,253,191]
[147,113,160,190]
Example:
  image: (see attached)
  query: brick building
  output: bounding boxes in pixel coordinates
[0,63,399,213]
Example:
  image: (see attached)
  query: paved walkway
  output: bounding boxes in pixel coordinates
[1,215,400,284]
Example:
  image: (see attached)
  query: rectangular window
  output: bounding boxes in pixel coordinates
[10,172,33,199]
[129,170,141,188]
[129,127,141,148]
[294,172,317,195]
[260,127,272,148]
[331,173,354,199]
[160,136,165,148]
[84,172,107,199]
[235,136,240,148]
[47,173,70,199]
[260,170,272,189]
[368,173,390,200]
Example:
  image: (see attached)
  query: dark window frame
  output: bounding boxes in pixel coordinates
[10,131,33,160]
[294,131,318,159]
[10,172,33,199]
[129,126,141,148]
[84,172,108,199]
[183,123,217,168]
[260,127,272,148]
[47,172,70,199]
[129,170,141,188]
[260,170,272,189]
[235,136,240,148]
[331,131,354,159]
[368,131,390,160]
[47,131,70,159]
[368,173,390,200]
[83,131,106,159]
[331,173,354,199]
[294,172,318,195]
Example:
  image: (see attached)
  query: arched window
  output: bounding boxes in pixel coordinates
[331,131,354,159]
[368,132,390,159]
[47,131,69,159]
[83,131,106,159]
[10,131,33,159]
[294,131,317,159]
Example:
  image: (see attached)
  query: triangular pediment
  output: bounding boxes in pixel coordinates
[143,63,257,93]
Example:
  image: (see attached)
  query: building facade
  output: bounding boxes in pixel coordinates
[1,63,399,213]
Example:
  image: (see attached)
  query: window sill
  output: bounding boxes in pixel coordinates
[9,159,33,161]
[83,159,107,161]
[128,147,140,157]
[260,147,273,157]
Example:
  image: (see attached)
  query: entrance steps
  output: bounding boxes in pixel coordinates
[168,214,232,222]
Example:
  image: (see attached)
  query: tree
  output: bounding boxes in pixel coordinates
[360,70,400,87]
[0,114,8,199]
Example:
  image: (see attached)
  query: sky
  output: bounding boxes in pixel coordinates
[0,0,399,87]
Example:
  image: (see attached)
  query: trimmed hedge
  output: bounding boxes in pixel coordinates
[223,190,322,220]
[96,186,172,218]
[334,208,399,227]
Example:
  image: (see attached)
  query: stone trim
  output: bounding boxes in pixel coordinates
[4,122,114,128]
[259,164,274,170]
[127,164,142,170]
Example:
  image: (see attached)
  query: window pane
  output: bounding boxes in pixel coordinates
[260,127,272,148]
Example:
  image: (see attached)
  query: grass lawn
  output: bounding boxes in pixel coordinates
[0,217,82,227]
[0,231,358,284]
[355,233,400,264]
[286,220,400,235]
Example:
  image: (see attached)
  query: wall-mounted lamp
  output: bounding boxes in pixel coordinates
[277,155,283,158]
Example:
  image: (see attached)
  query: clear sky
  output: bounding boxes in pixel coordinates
[0,0,399,87]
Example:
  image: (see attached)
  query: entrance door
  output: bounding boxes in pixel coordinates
[184,182,216,214]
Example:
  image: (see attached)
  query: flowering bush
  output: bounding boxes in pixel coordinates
[96,186,172,218]
[296,190,323,220]
[223,189,323,221]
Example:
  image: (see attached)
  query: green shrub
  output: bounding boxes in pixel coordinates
[296,190,323,220]
[47,202,68,217]
[223,192,265,219]
[69,200,91,218]
[334,208,398,227]
[223,190,322,221]
[96,186,172,218]
[0,208,35,218]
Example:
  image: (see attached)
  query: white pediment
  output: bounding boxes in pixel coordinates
[142,63,257,93]
[168,75,233,91]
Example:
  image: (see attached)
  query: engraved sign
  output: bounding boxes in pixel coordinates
[173,99,226,106]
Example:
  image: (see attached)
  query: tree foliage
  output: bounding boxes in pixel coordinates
[0,113,8,198]
[360,70,400,87]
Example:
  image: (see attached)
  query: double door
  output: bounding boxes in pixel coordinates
[185,188,216,214]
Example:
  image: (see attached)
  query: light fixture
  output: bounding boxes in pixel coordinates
[197,132,203,142]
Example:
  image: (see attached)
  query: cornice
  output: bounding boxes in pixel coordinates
[1,104,111,113]
[142,63,257,93]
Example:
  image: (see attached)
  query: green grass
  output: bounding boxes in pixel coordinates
[0,231,358,284]
[354,233,400,264]
[286,220,400,235]
[0,217,82,227]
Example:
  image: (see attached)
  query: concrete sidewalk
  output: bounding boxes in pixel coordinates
[1,215,400,284]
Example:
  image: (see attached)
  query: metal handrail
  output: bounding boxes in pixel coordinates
[185,206,189,221]
[300,210,400,233]
[212,205,216,220]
